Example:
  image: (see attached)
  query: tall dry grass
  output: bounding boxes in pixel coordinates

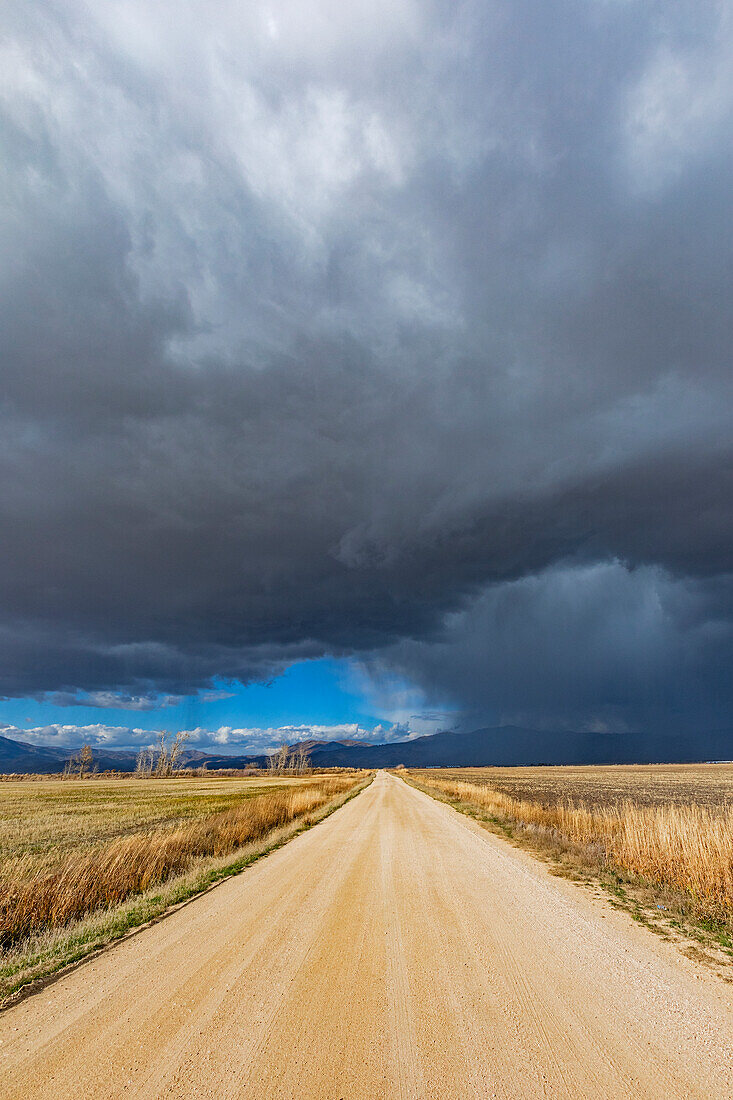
[0,778,354,947]
[417,776,733,926]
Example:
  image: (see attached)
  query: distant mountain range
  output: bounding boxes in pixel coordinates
[0,736,250,775]
[1,725,732,775]
[301,726,733,768]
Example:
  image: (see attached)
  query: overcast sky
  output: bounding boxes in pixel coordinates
[1,1,732,751]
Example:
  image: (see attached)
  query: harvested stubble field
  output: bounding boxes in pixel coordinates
[0,771,367,1004]
[434,762,733,810]
[408,764,733,967]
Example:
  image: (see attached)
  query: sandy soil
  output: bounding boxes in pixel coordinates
[1,771,731,1099]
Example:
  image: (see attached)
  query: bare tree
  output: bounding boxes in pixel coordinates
[135,747,154,778]
[79,743,94,777]
[65,742,95,779]
[264,741,311,776]
[153,730,191,777]
[293,744,312,775]
[266,741,299,776]
[168,730,190,773]
[153,730,169,777]
[276,742,290,772]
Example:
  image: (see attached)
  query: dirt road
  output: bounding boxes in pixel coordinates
[1,772,732,1099]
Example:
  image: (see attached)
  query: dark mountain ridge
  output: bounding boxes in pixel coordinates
[302,726,733,769]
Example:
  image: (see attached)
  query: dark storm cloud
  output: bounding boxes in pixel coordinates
[1,1,732,730]
[361,564,733,734]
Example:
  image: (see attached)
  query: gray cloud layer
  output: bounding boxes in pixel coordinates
[1,1,732,731]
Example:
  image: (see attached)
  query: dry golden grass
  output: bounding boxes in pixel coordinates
[0,773,322,875]
[409,766,733,931]
[0,774,361,949]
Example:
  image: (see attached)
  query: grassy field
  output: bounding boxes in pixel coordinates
[0,774,324,876]
[407,764,733,971]
[0,771,369,1005]
[429,763,733,810]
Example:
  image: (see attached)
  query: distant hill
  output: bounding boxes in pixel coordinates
[302,726,733,768]
[1,725,731,775]
[0,735,268,775]
[0,734,69,773]
[0,734,146,774]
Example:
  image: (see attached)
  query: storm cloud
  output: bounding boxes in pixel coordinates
[1,1,732,732]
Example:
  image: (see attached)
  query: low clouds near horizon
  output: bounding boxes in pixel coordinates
[1,1,732,736]
[1,721,415,756]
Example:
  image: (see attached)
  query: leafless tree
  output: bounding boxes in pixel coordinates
[79,743,94,777]
[135,747,154,778]
[293,744,312,774]
[168,729,190,772]
[267,741,306,775]
[265,742,312,776]
[153,730,169,777]
[153,730,191,777]
[65,742,95,779]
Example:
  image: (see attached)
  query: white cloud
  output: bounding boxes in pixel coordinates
[1,723,151,749]
[1,720,416,754]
